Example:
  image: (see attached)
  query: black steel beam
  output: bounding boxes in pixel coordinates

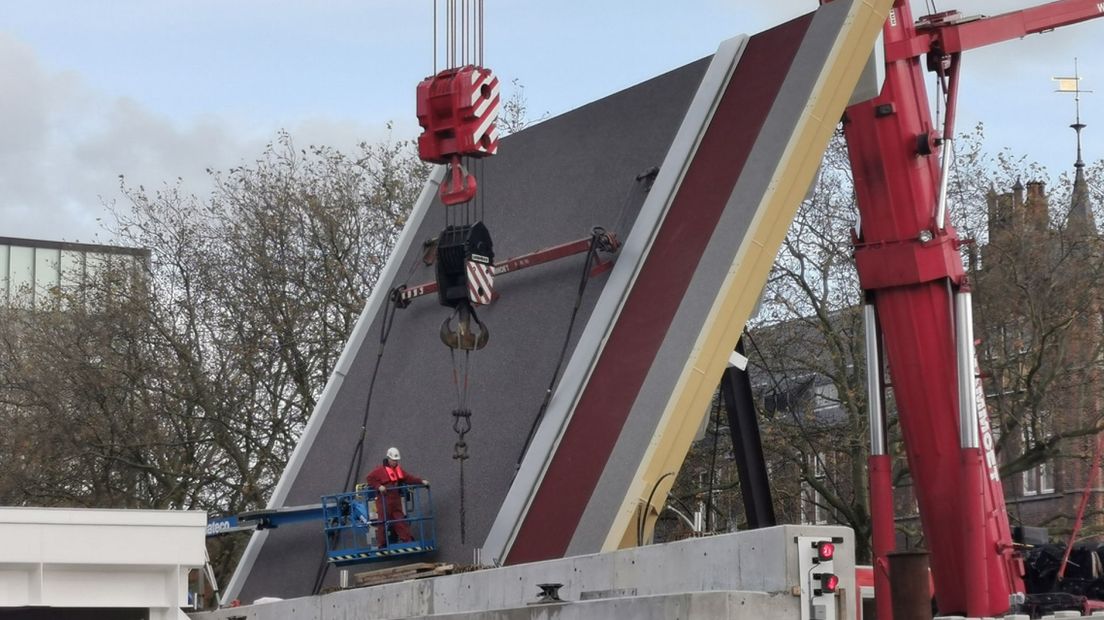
[720,337,776,529]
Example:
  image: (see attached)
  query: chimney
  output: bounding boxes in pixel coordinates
[1024,181,1049,229]
[1025,180,1045,202]
[987,187,1011,239]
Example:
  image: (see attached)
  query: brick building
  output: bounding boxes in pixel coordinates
[973,154,1103,536]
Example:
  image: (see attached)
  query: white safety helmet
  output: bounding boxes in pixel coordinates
[386,447,401,461]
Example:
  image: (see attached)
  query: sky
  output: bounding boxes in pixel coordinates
[1,1,1102,243]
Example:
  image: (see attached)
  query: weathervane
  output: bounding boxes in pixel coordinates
[1053,58,1093,170]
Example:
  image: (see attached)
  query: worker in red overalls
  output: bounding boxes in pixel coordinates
[364,447,428,547]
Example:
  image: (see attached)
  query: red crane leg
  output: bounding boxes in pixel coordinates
[844,2,1023,613]
[869,453,896,620]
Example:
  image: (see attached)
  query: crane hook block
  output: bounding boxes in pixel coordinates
[440,303,489,351]
[416,66,500,164]
[435,222,495,309]
[440,157,478,206]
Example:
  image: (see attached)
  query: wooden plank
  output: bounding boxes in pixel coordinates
[354,561,435,579]
[352,562,447,587]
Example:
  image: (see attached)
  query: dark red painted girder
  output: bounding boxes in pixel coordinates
[504,13,816,565]
[395,234,618,305]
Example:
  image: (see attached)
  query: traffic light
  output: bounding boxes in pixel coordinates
[814,572,839,595]
[798,535,845,620]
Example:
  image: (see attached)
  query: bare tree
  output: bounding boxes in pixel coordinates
[0,131,428,582]
[747,128,875,561]
[498,78,547,135]
[950,126,1104,525]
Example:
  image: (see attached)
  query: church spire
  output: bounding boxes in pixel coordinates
[1054,59,1095,234]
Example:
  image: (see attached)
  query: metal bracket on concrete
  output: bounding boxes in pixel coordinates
[529,583,567,605]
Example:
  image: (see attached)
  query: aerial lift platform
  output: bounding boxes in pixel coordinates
[207,484,435,567]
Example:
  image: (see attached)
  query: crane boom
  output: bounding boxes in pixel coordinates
[934,0,1101,53]
[841,0,1104,616]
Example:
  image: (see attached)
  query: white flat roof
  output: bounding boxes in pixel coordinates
[0,506,207,527]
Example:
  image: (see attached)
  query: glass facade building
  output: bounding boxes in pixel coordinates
[0,237,149,308]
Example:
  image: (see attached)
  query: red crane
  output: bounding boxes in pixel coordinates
[839,1,1104,617]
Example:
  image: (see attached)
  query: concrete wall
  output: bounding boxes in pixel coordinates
[0,507,207,620]
[194,525,855,620]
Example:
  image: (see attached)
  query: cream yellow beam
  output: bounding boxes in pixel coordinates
[606,0,894,551]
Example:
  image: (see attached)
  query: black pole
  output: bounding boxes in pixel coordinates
[720,337,776,529]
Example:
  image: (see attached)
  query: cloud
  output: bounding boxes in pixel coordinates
[4,1,1099,247]
[0,33,244,242]
[0,32,399,245]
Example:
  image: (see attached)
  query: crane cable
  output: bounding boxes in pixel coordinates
[435,0,488,546]
[438,0,484,74]
[311,293,399,596]
[449,346,473,544]
[346,295,401,491]
[309,253,423,595]
[515,228,605,465]
[514,169,654,467]
[344,249,426,494]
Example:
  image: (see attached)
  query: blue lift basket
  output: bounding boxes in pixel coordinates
[206,483,436,568]
[322,483,436,566]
